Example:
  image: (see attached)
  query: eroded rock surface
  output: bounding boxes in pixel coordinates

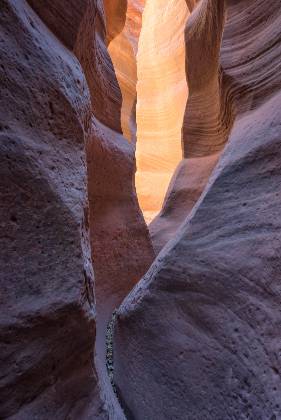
[150,0,229,252]
[114,1,281,418]
[0,0,104,417]
[76,0,154,417]
[107,0,145,142]
[2,0,281,419]
[0,0,153,418]
[150,153,220,254]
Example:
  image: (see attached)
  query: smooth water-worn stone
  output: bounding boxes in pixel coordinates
[114,1,281,418]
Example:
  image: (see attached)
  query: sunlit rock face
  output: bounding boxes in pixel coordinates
[135,0,189,223]
[150,0,229,253]
[114,1,281,418]
[106,0,145,142]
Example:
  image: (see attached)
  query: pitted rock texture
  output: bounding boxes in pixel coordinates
[0,0,104,418]
[0,0,153,418]
[2,0,281,419]
[114,0,281,418]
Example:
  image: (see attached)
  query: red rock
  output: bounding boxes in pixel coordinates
[75,2,154,415]
[0,0,153,418]
[0,0,104,417]
[150,0,230,252]
[114,1,281,418]
[2,0,281,418]
[135,0,189,223]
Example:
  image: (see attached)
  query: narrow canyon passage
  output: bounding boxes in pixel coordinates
[106,0,230,257]
[107,0,190,226]
[1,0,281,419]
[135,0,189,224]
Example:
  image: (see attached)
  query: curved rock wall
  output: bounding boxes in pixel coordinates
[135,0,189,223]
[0,0,153,418]
[26,0,88,50]
[1,0,281,419]
[75,0,154,417]
[114,1,281,418]
[150,0,231,252]
[151,0,281,254]
[107,0,145,142]
[0,0,103,417]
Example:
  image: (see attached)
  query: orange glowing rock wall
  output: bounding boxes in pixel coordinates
[135,0,189,223]
[106,0,145,142]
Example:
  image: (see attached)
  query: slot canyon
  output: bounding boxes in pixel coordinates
[0,0,281,419]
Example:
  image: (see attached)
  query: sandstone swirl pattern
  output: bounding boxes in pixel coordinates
[135,0,189,223]
[1,0,281,419]
[106,0,145,143]
[114,0,281,418]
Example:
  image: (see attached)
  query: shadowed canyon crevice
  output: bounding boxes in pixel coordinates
[1,0,281,419]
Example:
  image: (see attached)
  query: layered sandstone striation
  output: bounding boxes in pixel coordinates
[150,0,231,253]
[114,0,281,418]
[106,0,145,143]
[135,0,189,223]
[1,0,281,419]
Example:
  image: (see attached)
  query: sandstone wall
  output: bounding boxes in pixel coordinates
[114,1,281,418]
[107,0,145,142]
[75,2,154,416]
[0,0,104,417]
[150,0,229,252]
[135,0,189,223]
[0,0,153,418]
[1,0,280,418]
